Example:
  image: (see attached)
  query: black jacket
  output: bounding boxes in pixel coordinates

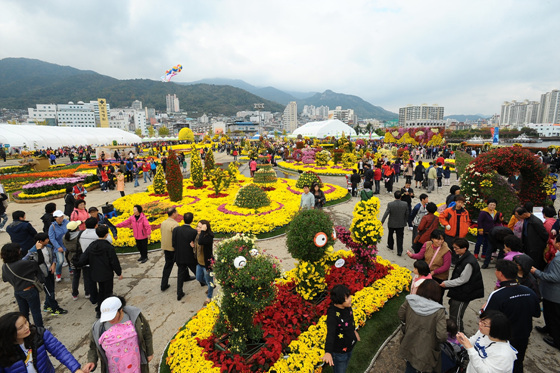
[484,280,541,343]
[350,173,361,186]
[198,231,214,270]
[522,214,548,270]
[0,193,7,215]
[364,168,374,183]
[64,193,75,217]
[447,251,484,302]
[75,239,121,282]
[40,213,54,234]
[172,225,197,265]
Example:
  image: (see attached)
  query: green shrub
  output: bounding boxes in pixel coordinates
[234,184,271,209]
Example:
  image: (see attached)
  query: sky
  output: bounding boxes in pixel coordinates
[1,0,559,115]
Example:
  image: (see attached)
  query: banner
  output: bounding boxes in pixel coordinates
[97,98,109,128]
[493,127,499,144]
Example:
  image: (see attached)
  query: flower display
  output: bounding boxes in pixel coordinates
[278,161,356,176]
[163,250,410,373]
[315,150,332,166]
[165,150,183,202]
[350,197,384,246]
[153,164,166,195]
[109,175,348,247]
[190,147,204,187]
[21,175,96,195]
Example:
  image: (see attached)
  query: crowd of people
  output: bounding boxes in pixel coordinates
[1,141,560,373]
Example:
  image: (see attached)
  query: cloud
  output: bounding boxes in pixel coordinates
[1,0,558,115]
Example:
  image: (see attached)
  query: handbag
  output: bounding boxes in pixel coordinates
[5,264,45,293]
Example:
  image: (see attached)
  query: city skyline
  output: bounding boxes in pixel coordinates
[1,1,558,115]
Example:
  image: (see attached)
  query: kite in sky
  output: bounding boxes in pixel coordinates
[161,64,182,82]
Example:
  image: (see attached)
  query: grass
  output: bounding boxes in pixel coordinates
[321,292,408,373]
[159,291,408,373]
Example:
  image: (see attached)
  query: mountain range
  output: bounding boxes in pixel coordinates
[0,58,285,115]
[184,78,398,120]
[443,114,490,121]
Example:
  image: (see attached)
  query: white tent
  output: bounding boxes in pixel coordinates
[291,119,357,138]
[0,124,142,150]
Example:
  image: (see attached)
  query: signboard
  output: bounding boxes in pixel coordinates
[98,98,109,128]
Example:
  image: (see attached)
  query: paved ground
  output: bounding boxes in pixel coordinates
[0,154,557,372]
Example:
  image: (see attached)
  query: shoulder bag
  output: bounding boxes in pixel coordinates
[5,264,44,293]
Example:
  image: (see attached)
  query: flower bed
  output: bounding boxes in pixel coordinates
[162,251,410,373]
[22,174,97,195]
[109,175,348,247]
[277,161,357,175]
[14,181,99,200]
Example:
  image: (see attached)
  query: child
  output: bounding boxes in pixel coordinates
[410,260,432,294]
[446,318,459,345]
[443,165,451,186]
[321,284,360,373]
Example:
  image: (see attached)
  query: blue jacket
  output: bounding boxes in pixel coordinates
[126,160,134,172]
[48,220,69,251]
[0,327,80,373]
[6,220,37,254]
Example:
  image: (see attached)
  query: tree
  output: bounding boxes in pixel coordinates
[135,128,142,136]
[204,148,215,175]
[165,149,183,201]
[148,126,155,137]
[190,146,204,187]
[178,127,194,142]
[158,126,170,137]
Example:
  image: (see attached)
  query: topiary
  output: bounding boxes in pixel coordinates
[295,171,322,189]
[152,164,166,195]
[213,234,281,354]
[287,209,335,300]
[315,150,331,166]
[234,184,271,209]
[341,153,357,168]
[227,161,240,182]
[165,149,183,201]
[253,165,277,186]
[178,127,195,142]
[190,147,204,188]
[204,148,215,175]
[350,198,384,246]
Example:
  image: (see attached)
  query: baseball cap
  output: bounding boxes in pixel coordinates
[66,221,81,231]
[53,210,64,218]
[99,297,122,322]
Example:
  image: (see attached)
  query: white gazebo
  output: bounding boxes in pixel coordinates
[291,119,357,138]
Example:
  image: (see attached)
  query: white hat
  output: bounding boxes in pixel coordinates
[99,297,122,322]
[53,210,64,218]
[66,221,81,231]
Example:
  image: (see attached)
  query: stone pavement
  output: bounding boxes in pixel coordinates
[0,153,556,372]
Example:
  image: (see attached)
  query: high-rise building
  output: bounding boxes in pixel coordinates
[328,106,355,124]
[134,110,147,135]
[398,104,444,126]
[500,100,539,126]
[166,94,180,113]
[282,101,298,133]
[537,90,560,124]
[27,104,57,125]
[131,100,143,110]
[56,102,96,127]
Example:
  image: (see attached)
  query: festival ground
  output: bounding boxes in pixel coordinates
[0,152,556,373]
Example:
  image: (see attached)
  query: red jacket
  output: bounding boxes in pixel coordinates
[374,169,382,181]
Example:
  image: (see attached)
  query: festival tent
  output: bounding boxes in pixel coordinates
[291,119,357,138]
[0,124,142,150]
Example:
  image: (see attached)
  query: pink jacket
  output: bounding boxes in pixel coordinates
[116,213,152,240]
[70,208,89,231]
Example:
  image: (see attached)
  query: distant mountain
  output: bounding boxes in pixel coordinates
[183,78,316,105]
[444,114,490,122]
[0,58,284,115]
[298,90,398,121]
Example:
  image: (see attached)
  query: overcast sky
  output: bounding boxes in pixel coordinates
[1,0,558,115]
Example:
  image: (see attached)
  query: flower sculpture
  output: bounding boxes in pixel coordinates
[165,149,183,202]
[286,209,335,301]
[315,150,332,166]
[204,148,215,176]
[152,164,166,195]
[213,234,281,354]
[190,147,204,188]
[295,170,322,189]
[350,197,384,246]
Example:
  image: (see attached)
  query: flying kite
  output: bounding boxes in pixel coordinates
[161,64,182,82]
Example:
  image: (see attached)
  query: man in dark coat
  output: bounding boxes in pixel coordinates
[172,212,198,300]
[515,207,548,270]
[349,170,361,197]
[6,210,37,256]
[381,191,409,256]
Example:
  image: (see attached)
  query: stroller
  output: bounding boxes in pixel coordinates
[441,341,469,373]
